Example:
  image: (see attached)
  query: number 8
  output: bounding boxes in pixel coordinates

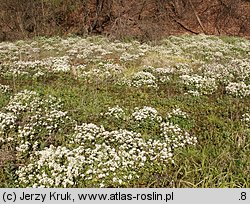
[241,192,246,200]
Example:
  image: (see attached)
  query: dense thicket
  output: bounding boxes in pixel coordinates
[1,0,250,41]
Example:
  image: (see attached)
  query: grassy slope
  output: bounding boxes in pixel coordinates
[0,35,249,187]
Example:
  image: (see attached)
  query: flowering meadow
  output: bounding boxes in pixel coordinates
[0,35,249,187]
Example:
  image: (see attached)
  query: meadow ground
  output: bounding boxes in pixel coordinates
[0,35,249,187]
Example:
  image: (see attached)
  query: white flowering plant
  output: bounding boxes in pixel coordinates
[1,34,249,188]
[126,106,162,134]
[165,107,193,130]
[225,82,250,98]
[180,74,218,96]
[0,90,73,159]
[129,71,158,88]
[14,101,197,187]
[17,125,176,187]
[100,105,126,128]
[79,62,124,83]
[241,113,250,128]
[0,84,11,94]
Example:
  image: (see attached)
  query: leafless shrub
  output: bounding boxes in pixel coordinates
[0,0,249,41]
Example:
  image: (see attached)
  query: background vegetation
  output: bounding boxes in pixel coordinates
[0,35,249,187]
[1,0,250,41]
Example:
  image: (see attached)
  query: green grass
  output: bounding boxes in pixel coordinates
[0,35,249,187]
[2,76,249,187]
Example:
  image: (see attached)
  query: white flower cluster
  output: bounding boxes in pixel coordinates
[0,84,11,94]
[79,62,123,82]
[101,105,125,120]
[5,90,40,114]
[16,145,86,187]
[199,59,250,84]
[16,141,31,153]
[161,34,250,62]
[120,52,141,62]
[160,122,197,148]
[15,101,197,187]
[241,113,250,127]
[127,71,158,88]
[174,63,193,75]
[140,65,173,84]
[1,34,250,86]
[0,56,70,79]
[180,74,217,96]
[0,112,16,142]
[0,42,19,61]
[225,82,250,98]
[132,106,162,123]
[229,59,250,83]
[40,109,69,135]
[0,61,32,77]
[0,90,70,154]
[166,108,188,119]
[199,63,231,84]
[17,126,174,187]
[46,56,71,73]
[152,68,172,83]
[71,123,105,144]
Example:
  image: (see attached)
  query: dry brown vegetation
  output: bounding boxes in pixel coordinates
[0,0,250,41]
